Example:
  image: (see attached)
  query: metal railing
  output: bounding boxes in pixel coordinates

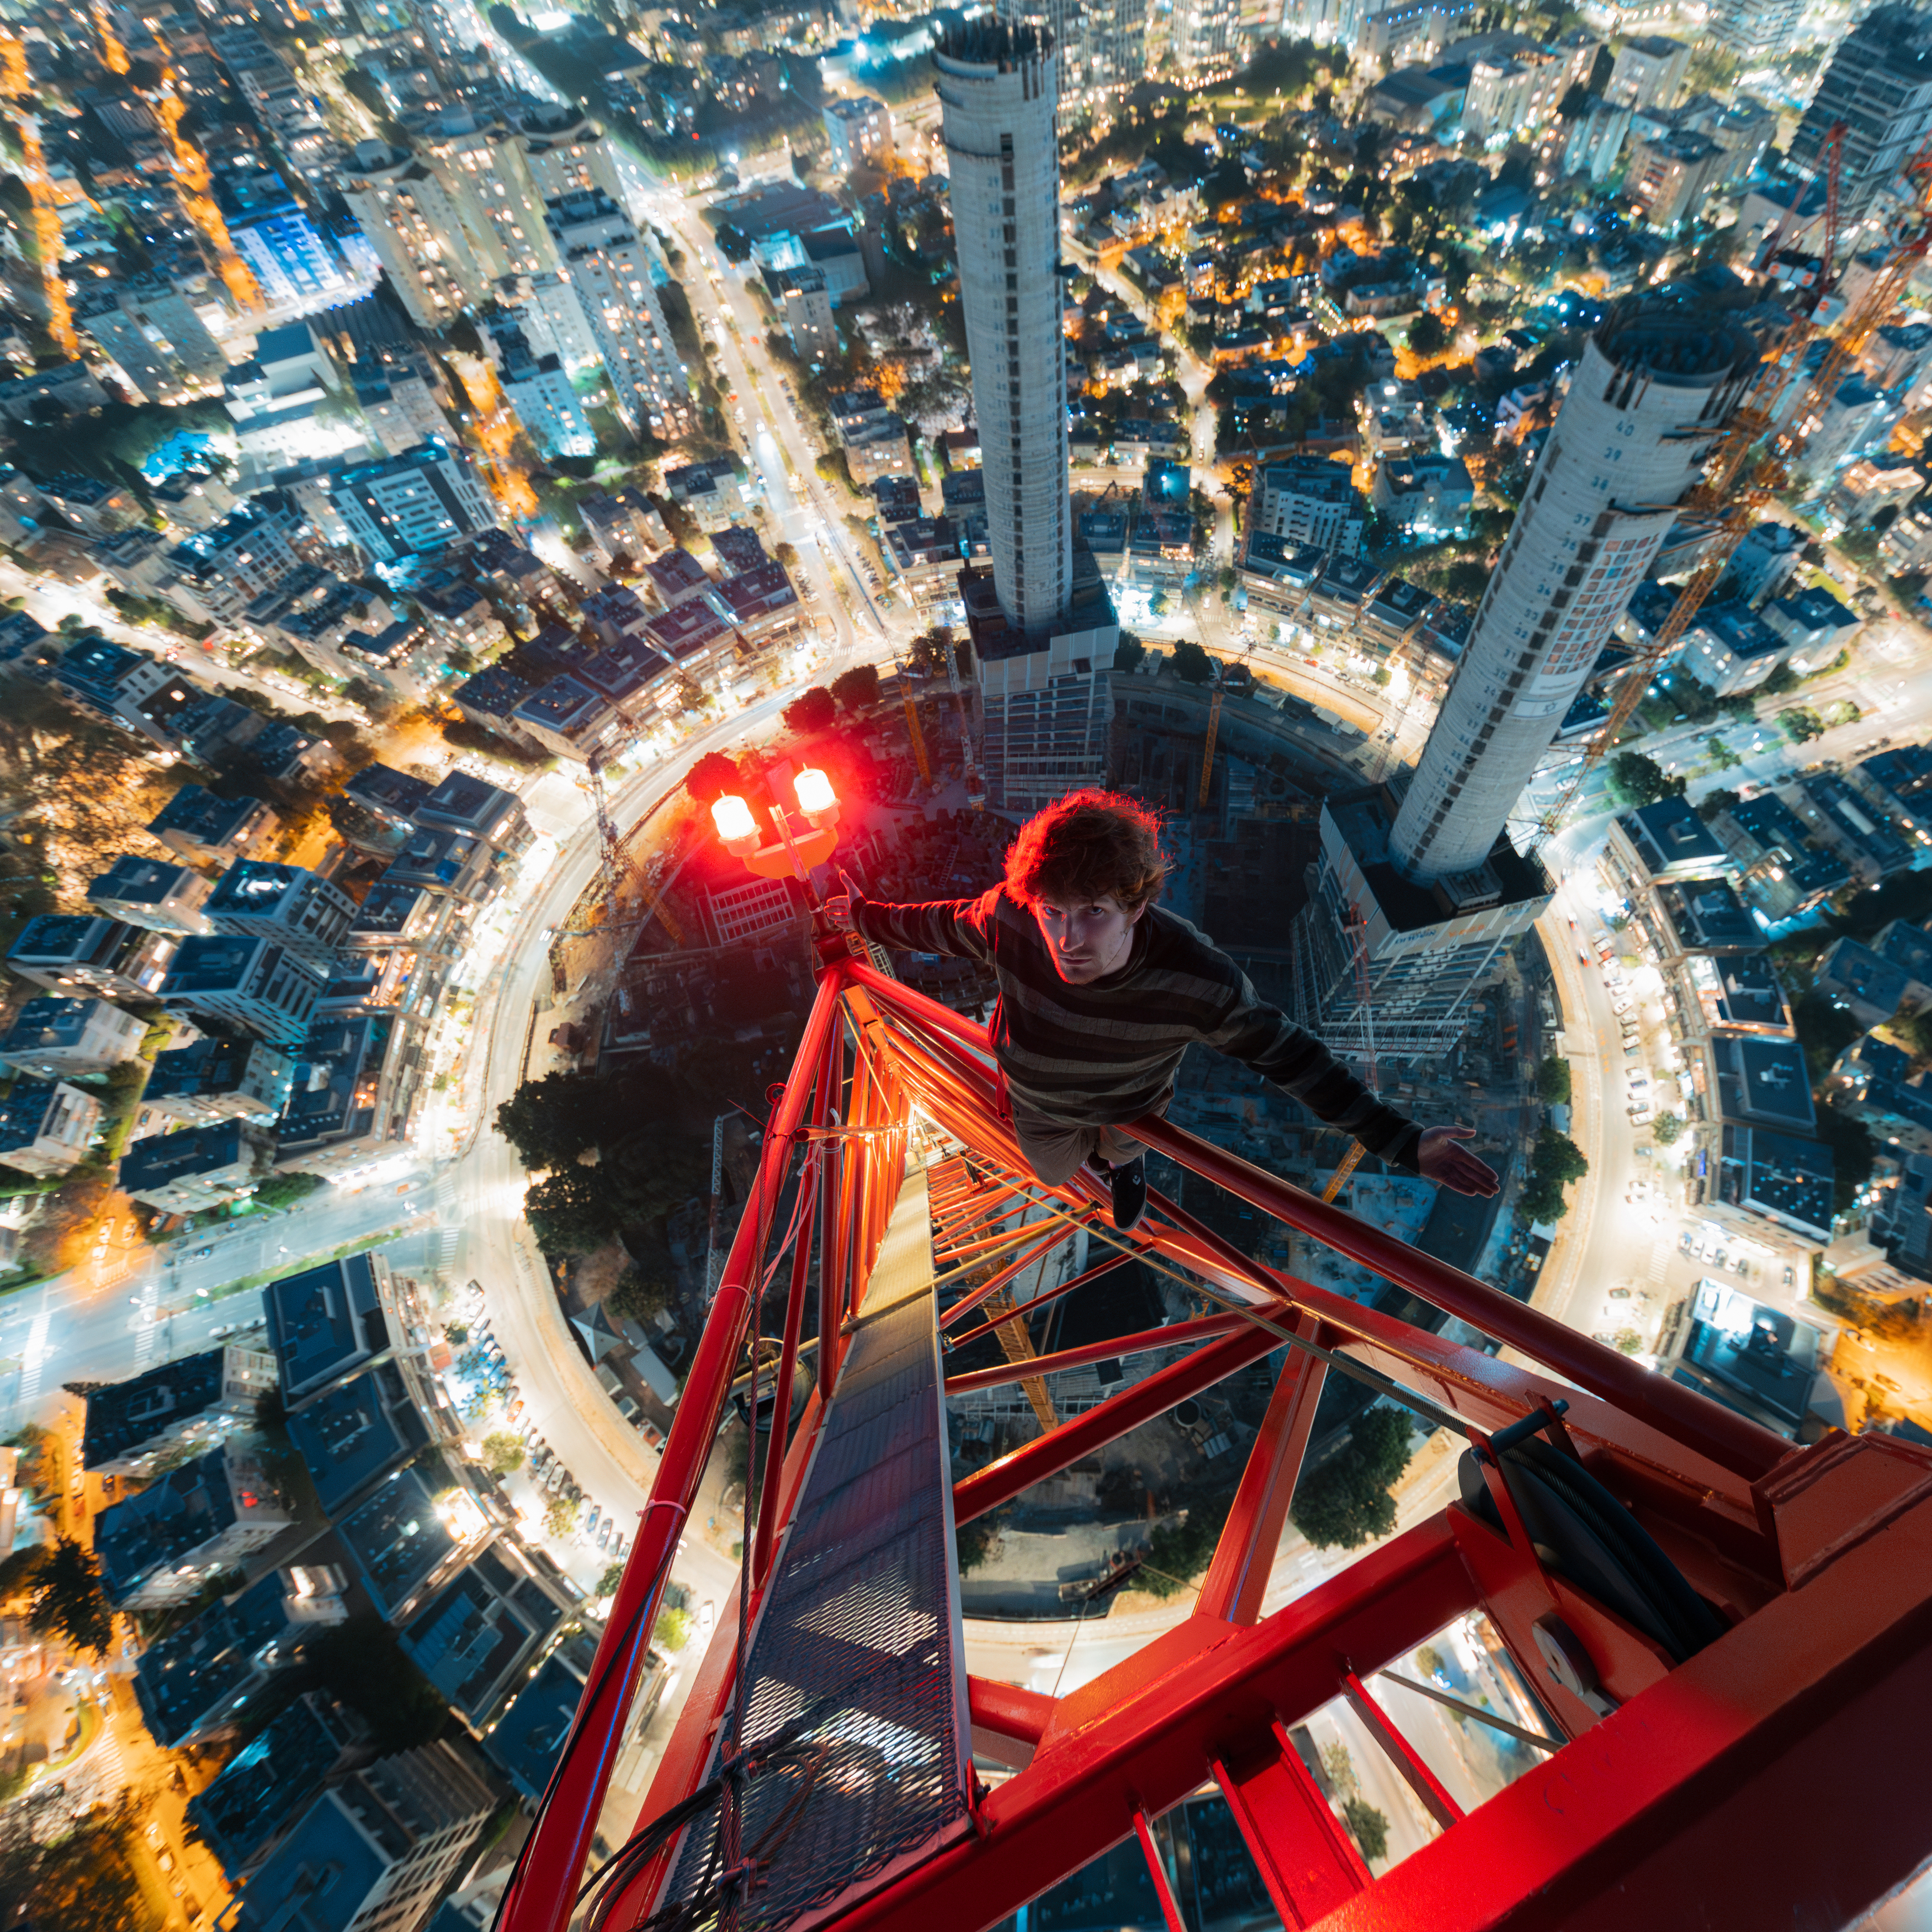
[496,953,1932,1932]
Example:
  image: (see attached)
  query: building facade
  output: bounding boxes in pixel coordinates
[1387,289,1760,884]
[937,20,1073,640]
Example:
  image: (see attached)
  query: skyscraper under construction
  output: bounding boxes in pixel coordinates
[1294,287,1765,1060]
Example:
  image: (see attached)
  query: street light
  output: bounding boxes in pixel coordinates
[710,766,842,894]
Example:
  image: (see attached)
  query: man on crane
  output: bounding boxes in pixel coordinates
[827,789,1497,1230]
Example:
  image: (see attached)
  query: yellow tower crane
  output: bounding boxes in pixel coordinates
[1197,684,1223,810]
[898,659,932,785]
[1538,151,1932,844]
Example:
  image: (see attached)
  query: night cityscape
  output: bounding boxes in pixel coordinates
[0,0,1924,1924]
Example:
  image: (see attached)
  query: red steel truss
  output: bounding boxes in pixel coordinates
[497,954,1932,1932]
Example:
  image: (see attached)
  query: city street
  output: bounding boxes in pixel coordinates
[0,1181,433,1433]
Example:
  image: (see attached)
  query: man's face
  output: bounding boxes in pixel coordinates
[1032,893,1144,984]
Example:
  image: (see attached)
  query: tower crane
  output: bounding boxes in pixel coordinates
[1197,683,1223,809]
[1537,148,1932,845]
[897,656,932,785]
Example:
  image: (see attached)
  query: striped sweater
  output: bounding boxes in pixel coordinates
[853,885,1423,1171]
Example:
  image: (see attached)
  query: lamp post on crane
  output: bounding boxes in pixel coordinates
[710,765,842,904]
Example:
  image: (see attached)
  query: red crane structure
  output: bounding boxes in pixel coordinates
[496,948,1932,1932]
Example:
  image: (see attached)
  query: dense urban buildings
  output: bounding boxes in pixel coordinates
[4,0,1932,1925]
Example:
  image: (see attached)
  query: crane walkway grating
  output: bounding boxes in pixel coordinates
[659,1169,972,1932]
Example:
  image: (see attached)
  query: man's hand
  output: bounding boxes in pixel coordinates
[823,868,862,933]
[1417,1124,1499,1198]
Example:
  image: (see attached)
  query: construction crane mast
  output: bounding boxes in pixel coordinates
[0,35,76,357]
[898,658,932,785]
[585,748,684,947]
[1538,148,1932,844]
[1197,684,1223,809]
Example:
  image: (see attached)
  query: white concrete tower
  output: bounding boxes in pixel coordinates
[936,21,1071,639]
[1388,294,1763,884]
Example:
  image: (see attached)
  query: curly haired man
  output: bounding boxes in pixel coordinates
[829,788,1496,1231]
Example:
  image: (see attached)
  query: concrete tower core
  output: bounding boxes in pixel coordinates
[1388,294,1762,887]
[935,21,1072,638]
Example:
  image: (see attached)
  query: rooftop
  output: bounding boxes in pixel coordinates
[1620,795,1729,880]
[82,1348,229,1469]
[132,1572,290,1747]
[95,1446,245,1604]
[1662,877,1770,951]
[185,1694,352,1872]
[1711,1031,1816,1132]
[336,1462,460,1619]
[264,1254,388,1399]
[89,854,198,909]
[288,1357,429,1514]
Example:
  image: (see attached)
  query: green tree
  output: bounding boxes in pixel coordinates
[1779,705,1827,744]
[956,1512,1002,1575]
[0,1800,145,1932]
[480,1431,526,1474]
[1696,787,1743,824]
[652,1604,694,1651]
[1606,751,1684,807]
[783,685,838,735]
[597,1562,625,1597]
[523,1168,616,1255]
[1408,310,1448,357]
[253,1171,325,1209]
[608,1265,672,1326]
[27,1537,113,1655]
[1171,636,1215,685]
[1653,1112,1684,1146]
[545,1494,582,1539]
[1703,734,1742,771]
[684,749,744,805]
[1113,631,1145,673]
[1520,1127,1589,1224]
[1290,1405,1414,1550]
[830,663,881,713]
[1343,1797,1390,1864]
[496,1070,619,1170]
[1537,1053,1572,1107]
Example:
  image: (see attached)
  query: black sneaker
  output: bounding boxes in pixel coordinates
[1110,1158,1147,1233]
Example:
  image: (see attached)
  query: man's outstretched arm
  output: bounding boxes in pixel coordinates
[824,874,999,963]
[1205,984,1499,1198]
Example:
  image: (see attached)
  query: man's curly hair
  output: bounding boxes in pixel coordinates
[1003,790,1169,914]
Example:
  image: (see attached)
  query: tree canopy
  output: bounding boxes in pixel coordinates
[0,1800,145,1932]
[1289,1405,1414,1549]
[783,686,838,735]
[1606,751,1685,808]
[1171,637,1216,686]
[831,664,881,713]
[1537,1053,1572,1107]
[496,1069,623,1170]
[1407,310,1448,357]
[27,1537,113,1655]
[1520,1127,1589,1224]
[523,1168,617,1255]
[684,749,744,805]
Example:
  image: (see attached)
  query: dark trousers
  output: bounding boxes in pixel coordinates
[1009,1099,1153,1187]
